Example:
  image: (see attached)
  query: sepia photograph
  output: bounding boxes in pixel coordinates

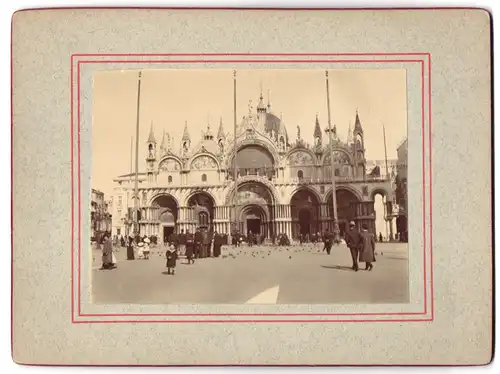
[90,68,409,305]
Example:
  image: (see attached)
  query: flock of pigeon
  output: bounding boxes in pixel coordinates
[220,244,327,261]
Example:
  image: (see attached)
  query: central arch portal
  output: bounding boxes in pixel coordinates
[228,180,276,239]
[239,204,268,236]
[290,188,321,239]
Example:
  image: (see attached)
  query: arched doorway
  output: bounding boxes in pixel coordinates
[231,144,275,180]
[239,204,267,236]
[152,194,179,243]
[371,189,392,241]
[229,181,275,238]
[187,191,215,231]
[326,188,361,237]
[290,188,321,239]
[298,209,311,236]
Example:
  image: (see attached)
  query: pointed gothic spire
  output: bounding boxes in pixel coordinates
[147,121,156,143]
[314,113,322,139]
[217,117,225,139]
[181,121,190,142]
[354,109,363,134]
[257,82,266,112]
[347,121,353,144]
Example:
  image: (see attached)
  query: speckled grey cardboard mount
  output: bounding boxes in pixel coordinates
[12,9,492,365]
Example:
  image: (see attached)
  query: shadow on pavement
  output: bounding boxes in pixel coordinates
[320,265,354,271]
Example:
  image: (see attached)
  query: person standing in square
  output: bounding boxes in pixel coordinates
[165,244,178,275]
[345,221,362,271]
[359,224,376,271]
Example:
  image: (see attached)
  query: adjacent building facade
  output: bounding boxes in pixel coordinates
[111,91,396,242]
[91,189,112,238]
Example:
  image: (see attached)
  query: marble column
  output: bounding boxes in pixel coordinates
[389,219,394,241]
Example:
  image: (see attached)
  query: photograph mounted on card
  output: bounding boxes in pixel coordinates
[11,8,492,366]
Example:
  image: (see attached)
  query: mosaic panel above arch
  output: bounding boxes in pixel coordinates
[190,155,218,170]
[323,149,352,165]
[159,158,181,172]
[288,150,314,166]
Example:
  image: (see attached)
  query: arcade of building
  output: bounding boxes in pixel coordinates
[111,92,395,242]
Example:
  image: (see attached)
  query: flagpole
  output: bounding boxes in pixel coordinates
[233,70,238,236]
[383,123,389,180]
[325,71,340,243]
[126,136,133,237]
[129,136,133,183]
[133,71,142,237]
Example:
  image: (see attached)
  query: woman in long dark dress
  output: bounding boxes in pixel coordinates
[126,237,135,260]
[100,235,115,270]
[359,224,376,271]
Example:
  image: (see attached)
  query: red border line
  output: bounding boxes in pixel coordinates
[77,59,424,64]
[73,318,434,324]
[421,60,427,314]
[428,54,434,320]
[77,62,82,317]
[79,311,426,317]
[74,55,431,322]
[73,52,430,57]
[70,55,75,322]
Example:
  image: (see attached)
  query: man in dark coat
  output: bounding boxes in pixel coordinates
[344,221,362,271]
[185,229,195,264]
[169,231,179,249]
[194,228,203,259]
[213,231,222,257]
[323,229,333,255]
[248,231,254,247]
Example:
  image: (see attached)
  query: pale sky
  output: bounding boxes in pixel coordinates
[92,68,407,197]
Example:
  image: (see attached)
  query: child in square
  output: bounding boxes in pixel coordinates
[166,243,178,275]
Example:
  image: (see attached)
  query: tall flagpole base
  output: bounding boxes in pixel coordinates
[332,220,341,244]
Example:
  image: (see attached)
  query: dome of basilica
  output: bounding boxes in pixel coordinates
[264,112,289,143]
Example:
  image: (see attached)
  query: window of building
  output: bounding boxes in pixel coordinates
[168,175,173,183]
[335,169,340,177]
[117,228,121,236]
[202,174,207,182]
[297,170,304,180]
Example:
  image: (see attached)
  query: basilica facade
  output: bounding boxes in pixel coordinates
[111,93,394,242]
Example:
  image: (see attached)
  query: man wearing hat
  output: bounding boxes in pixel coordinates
[344,221,362,271]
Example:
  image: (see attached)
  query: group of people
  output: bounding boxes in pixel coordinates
[166,228,225,263]
[344,221,376,271]
[99,222,376,273]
